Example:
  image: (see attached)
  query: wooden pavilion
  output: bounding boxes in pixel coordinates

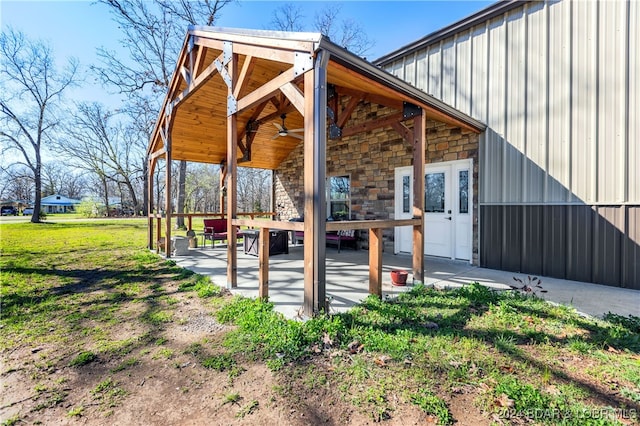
[147,27,484,316]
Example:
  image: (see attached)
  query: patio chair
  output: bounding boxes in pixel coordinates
[203,218,244,248]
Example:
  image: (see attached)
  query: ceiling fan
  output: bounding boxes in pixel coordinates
[271,114,303,140]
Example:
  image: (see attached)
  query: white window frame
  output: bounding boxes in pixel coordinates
[326,174,351,220]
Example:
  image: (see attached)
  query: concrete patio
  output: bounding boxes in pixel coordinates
[173,243,639,320]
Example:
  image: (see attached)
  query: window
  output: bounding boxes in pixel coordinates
[402,175,410,213]
[327,175,350,220]
[459,170,469,214]
[425,172,445,213]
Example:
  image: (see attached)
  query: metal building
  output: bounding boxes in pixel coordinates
[376,0,639,289]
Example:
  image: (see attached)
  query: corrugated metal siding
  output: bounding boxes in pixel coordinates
[455,32,472,115]
[415,49,428,92]
[480,205,640,289]
[629,1,639,202]
[470,25,488,122]
[624,207,640,287]
[428,44,441,98]
[384,0,637,205]
[546,0,571,203]
[597,0,627,204]
[524,1,547,203]
[570,0,598,204]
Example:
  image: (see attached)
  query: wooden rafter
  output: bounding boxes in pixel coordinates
[192,36,300,65]
[238,100,269,143]
[341,112,405,138]
[192,44,207,78]
[279,82,305,116]
[234,55,255,99]
[391,121,413,143]
[254,103,299,127]
[237,68,299,113]
[337,94,362,128]
[335,86,403,111]
[172,52,224,109]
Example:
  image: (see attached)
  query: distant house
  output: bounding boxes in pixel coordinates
[41,194,82,213]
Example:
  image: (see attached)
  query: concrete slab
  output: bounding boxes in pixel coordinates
[173,244,639,320]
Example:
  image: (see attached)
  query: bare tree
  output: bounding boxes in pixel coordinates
[269,3,374,56]
[269,3,305,32]
[237,168,271,212]
[185,163,220,213]
[314,5,374,56]
[41,162,67,196]
[93,0,234,226]
[63,172,88,200]
[0,164,34,203]
[41,161,89,199]
[0,28,78,222]
[58,102,142,215]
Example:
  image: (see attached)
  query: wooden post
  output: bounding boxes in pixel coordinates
[258,227,269,299]
[369,228,383,297]
[187,215,192,231]
[147,157,157,250]
[226,51,238,288]
[220,163,226,216]
[303,50,328,317]
[156,216,161,254]
[412,112,426,283]
[164,143,172,257]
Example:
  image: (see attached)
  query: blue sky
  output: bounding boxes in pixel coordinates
[1,0,492,104]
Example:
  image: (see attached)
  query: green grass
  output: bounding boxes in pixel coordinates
[410,389,452,425]
[70,351,97,367]
[217,285,640,424]
[1,220,638,425]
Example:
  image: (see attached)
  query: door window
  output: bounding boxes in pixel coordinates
[402,175,410,213]
[425,172,445,213]
[458,170,469,214]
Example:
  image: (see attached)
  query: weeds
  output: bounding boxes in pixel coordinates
[178,274,222,298]
[510,275,547,295]
[67,405,84,417]
[1,415,20,426]
[110,357,139,373]
[222,392,241,405]
[410,389,452,425]
[202,354,235,371]
[235,400,258,418]
[69,351,97,367]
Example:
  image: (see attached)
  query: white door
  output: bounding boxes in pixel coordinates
[395,160,472,261]
[394,167,413,254]
[452,163,472,260]
[424,165,452,258]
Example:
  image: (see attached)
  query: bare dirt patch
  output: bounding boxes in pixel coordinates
[2,276,429,425]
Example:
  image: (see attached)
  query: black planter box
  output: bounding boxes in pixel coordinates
[243,229,289,256]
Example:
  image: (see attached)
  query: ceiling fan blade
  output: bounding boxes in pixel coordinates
[270,132,280,140]
[288,128,304,133]
[273,123,284,131]
[290,133,304,140]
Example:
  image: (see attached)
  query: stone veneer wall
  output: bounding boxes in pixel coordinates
[274,102,480,264]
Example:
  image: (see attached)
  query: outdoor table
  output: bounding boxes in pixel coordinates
[243,229,289,256]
